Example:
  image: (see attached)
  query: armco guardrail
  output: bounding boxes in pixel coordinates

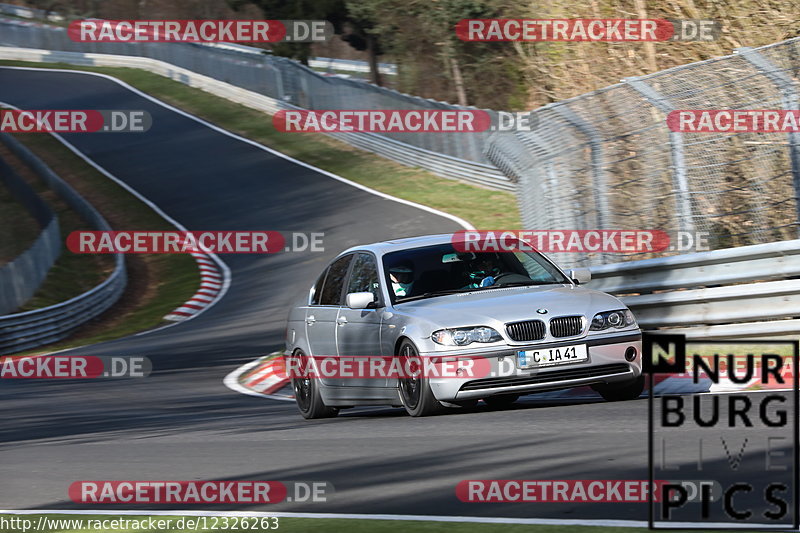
[0,45,512,192]
[308,57,397,76]
[0,133,126,354]
[587,239,800,339]
[0,18,513,191]
[0,154,61,314]
[0,2,62,22]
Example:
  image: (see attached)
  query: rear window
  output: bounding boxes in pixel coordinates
[317,254,353,306]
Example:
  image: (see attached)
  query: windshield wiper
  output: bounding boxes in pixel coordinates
[397,281,568,302]
[469,281,557,290]
[491,280,565,288]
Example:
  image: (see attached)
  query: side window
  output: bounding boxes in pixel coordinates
[347,253,381,302]
[318,254,353,306]
[310,267,329,305]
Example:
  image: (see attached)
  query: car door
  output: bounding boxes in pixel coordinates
[305,254,353,388]
[336,252,386,388]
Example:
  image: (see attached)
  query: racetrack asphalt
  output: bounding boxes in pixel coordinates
[0,67,792,526]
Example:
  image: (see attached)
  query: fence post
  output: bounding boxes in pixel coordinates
[550,106,609,226]
[550,105,612,264]
[506,129,585,266]
[268,56,285,103]
[623,76,695,234]
[737,46,800,235]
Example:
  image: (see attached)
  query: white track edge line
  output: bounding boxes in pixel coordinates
[0,509,791,529]
[0,98,232,339]
[9,62,769,531]
[2,64,475,385]
[0,65,475,232]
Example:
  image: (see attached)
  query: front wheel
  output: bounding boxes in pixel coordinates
[397,340,443,417]
[291,352,339,419]
[593,375,645,402]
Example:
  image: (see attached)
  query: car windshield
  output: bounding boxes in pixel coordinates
[382,242,570,303]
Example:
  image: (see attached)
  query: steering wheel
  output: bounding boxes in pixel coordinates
[492,272,531,285]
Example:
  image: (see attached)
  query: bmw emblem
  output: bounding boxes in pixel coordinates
[536,308,548,314]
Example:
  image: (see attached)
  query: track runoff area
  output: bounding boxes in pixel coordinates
[226,335,800,529]
[0,66,797,530]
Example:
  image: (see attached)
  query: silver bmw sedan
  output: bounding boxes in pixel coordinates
[285,234,643,418]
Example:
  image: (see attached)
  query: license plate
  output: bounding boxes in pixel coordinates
[517,344,588,369]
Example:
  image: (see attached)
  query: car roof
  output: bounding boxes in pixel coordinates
[341,233,458,256]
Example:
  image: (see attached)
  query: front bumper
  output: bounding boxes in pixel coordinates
[425,331,642,401]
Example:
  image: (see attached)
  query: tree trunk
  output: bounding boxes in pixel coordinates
[633,0,658,72]
[450,54,468,106]
[444,42,468,106]
[366,35,383,86]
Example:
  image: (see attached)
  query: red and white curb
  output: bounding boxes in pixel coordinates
[163,252,226,321]
[224,352,293,401]
[2,90,233,332]
[240,354,288,394]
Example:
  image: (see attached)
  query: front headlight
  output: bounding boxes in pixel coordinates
[431,326,502,346]
[590,309,636,331]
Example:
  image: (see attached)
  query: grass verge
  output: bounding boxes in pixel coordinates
[0,140,113,308]
[0,57,519,354]
[4,132,198,354]
[0,60,521,229]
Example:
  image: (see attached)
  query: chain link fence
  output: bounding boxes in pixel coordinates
[486,38,800,266]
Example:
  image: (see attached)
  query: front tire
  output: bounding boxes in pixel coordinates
[397,340,442,417]
[593,375,645,402]
[291,351,339,419]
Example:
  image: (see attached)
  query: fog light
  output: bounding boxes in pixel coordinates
[625,346,637,361]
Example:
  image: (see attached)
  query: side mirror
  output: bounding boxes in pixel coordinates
[568,268,591,285]
[345,292,376,309]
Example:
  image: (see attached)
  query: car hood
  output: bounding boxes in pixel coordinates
[394,284,625,327]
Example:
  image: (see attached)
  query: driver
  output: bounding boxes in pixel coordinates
[388,265,414,297]
[463,256,501,289]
